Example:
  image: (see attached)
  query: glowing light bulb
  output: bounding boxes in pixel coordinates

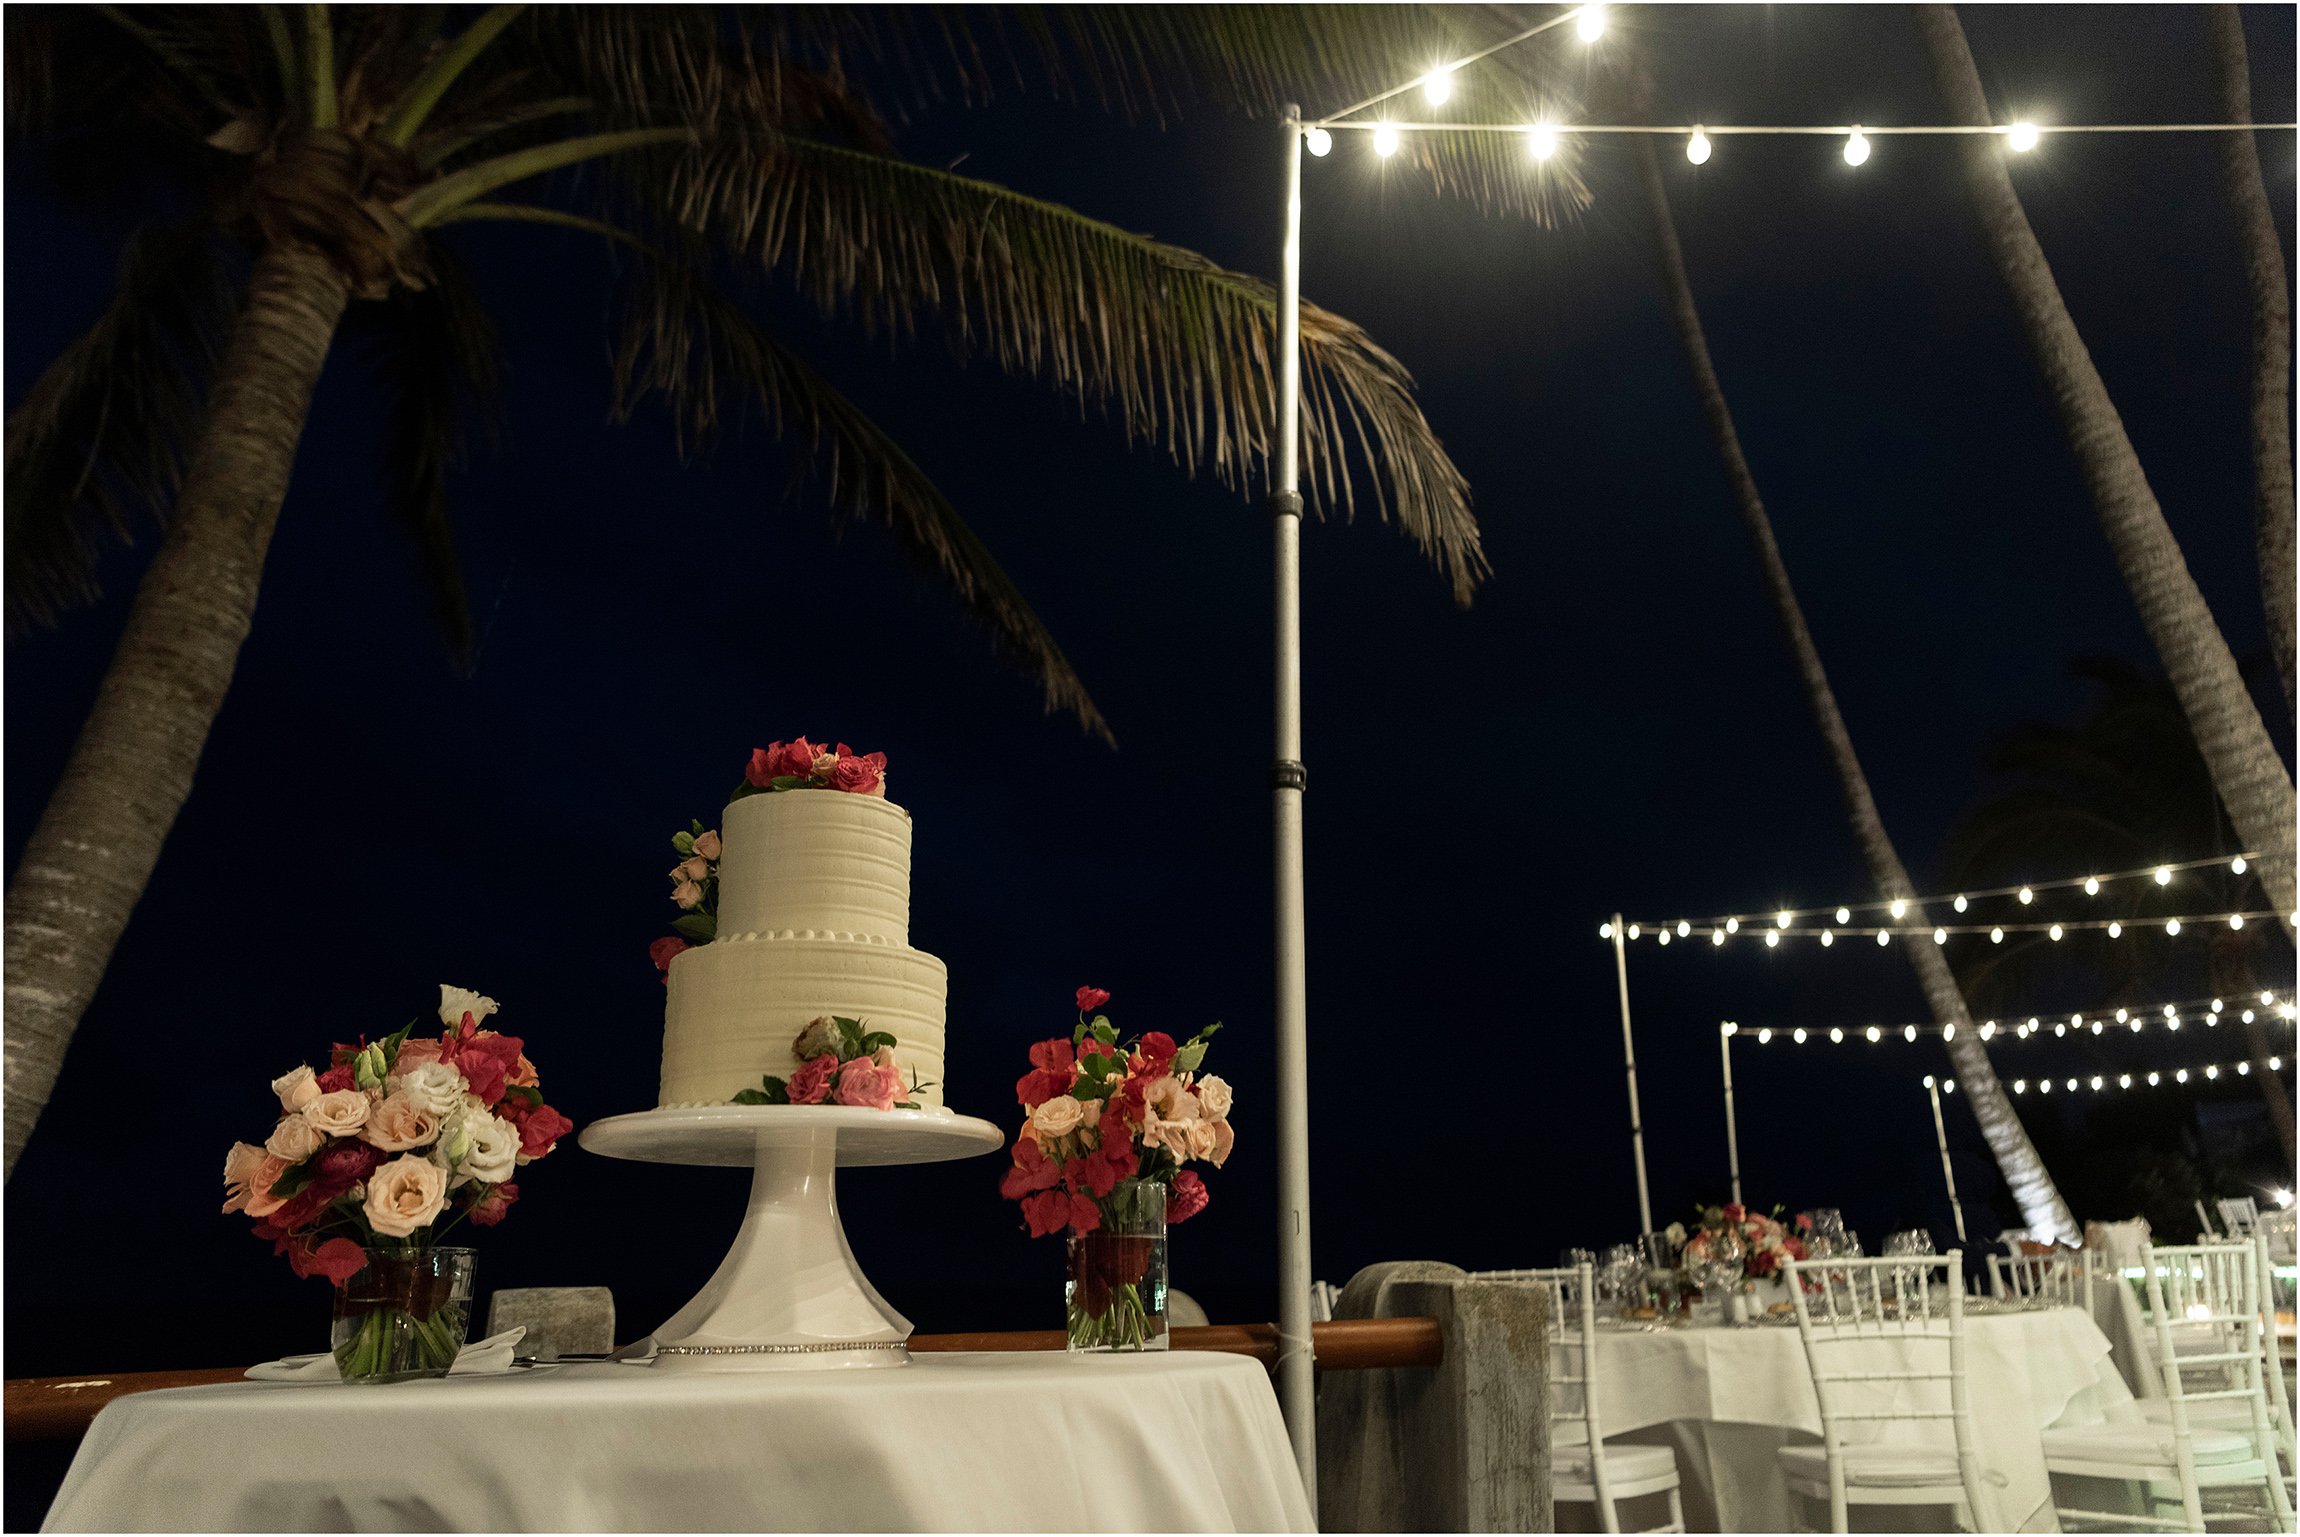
[1626,924,1640,939]
[1933,928,1947,945]
[2165,1004,2178,1018]
[1793,1028,1808,1043]
[2239,1061,2252,1074]
[1527,123,1559,161]
[2168,1017,2181,1031]
[1843,128,1870,167]
[1600,922,1613,939]
[1836,907,1851,924]
[2231,856,2248,874]
[1943,1079,1955,1093]
[1757,1028,1772,1044]
[2148,1072,2160,1086]
[2049,924,2064,941]
[1830,1027,1844,1043]
[1889,899,1908,919]
[1687,128,1712,165]
[2007,121,2040,152]
[2264,992,2277,1006]
[1777,910,1793,929]
[1422,68,1454,106]
[2083,877,2100,896]
[1575,3,1609,41]
[1725,917,1740,934]
[1866,1026,1882,1043]
[2211,999,2223,1011]
[1677,921,1691,937]
[1923,1075,1936,1089]
[2107,921,2123,938]
[2119,1075,2132,1089]
[1710,929,1725,946]
[2271,1056,2284,1071]
[1304,127,1333,157]
[2154,866,2173,886]
[2066,1078,2078,1091]
[2115,1009,2129,1023]
[1819,930,1835,947]
[1954,894,1968,912]
[2092,1021,2103,1035]
[2018,886,2034,905]
[1373,123,1401,158]
[1991,927,2005,944]
[1765,931,1780,948]
[2054,1023,2066,1038]
[2165,919,2181,936]
[2229,914,2245,930]
[1875,930,1890,946]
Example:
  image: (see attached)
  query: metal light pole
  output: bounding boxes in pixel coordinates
[1270,104,1318,1512]
[1924,1076,1968,1243]
[1719,1025,1743,1208]
[1612,914,1654,1236]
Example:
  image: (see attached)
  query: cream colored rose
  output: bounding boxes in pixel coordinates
[1030,1095,1086,1139]
[1184,1118,1220,1161]
[1209,1118,1234,1168]
[811,750,839,777]
[692,829,722,860]
[1195,1074,1234,1119]
[671,879,704,910]
[437,984,499,1029]
[1174,1091,1203,1123]
[364,1154,448,1237]
[1143,1075,1185,1120]
[392,1061,467,1117]
[270,1065,320,1113]
[792,1017,842,1059]
[302,1089,372,1139]
[265,1115,326,1162]
[363,1091,441,1153]
[452,1113,519,1187]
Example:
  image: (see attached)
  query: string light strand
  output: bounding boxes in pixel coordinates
[1920,1055,2288,1097]
[1721,994,2296,1047]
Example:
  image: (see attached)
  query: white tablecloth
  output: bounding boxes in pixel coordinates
[43,1352,1313,1532]
[1568,1308,2135,1533]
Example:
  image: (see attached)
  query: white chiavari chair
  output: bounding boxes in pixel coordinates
[1777,1250,1993,1533]
[2043,1241,2290,1531]
[1476,1263,1685,1534]
[1990,1246,2100,1309]
[2220,1200,2264,1241]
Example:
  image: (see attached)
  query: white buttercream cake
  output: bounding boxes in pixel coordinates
[659,789,948,1108]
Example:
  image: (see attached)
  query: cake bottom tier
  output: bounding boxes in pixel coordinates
[661,934,948,1110]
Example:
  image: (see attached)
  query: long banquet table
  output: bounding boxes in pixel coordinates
[1564,1306,2136,1534]
[41,1351,1314,1532]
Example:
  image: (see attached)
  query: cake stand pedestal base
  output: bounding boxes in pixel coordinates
[579,1105,1002,1372]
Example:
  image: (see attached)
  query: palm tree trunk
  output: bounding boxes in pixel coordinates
[3,245,350,1180]
[1633,134,2078,1239]
[2203,5,2296,715]
[1917,6,2298,930]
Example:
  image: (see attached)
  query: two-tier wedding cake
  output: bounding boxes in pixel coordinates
[657,743,947,1109]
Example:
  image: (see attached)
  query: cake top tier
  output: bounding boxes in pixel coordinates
[713,789,914,945]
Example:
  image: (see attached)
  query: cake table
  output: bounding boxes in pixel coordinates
[580,1104,1001,1368]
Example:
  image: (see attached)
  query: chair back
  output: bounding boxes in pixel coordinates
[1988,1246,2098,1309]
[2218,1198,2262,1239]
[2137,1240,2290,1529]
[1782,1250,1991,1530]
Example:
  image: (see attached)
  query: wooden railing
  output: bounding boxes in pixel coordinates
[6,1317,1441,1444]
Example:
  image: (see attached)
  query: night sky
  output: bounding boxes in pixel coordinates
[7,0,2296,1414]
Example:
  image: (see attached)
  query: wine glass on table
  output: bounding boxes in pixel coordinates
[1703,1225,1748,1324]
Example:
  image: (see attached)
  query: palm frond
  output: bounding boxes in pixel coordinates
[4,221,235,631]
[610,250,1112,743]
[345,243,504,670]
[647,132,1484,602]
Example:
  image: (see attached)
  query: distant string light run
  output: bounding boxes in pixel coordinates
[1721,994,2296,1048]
[1980,1055,2286,1096]
[1603,910,2278,946]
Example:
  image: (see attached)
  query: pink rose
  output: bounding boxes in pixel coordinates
[1075,986,1111,1013]
[830,749,886,796]
[812,750,840,778]
[692,830,722,860]
[363,1091,441,1152]
[672,855,710,884]
[311,1141,380,1197]
[315,1063,355,1094]
[467,1181,519,1228]
[1209,1118,1234,1168]
[753,738,821,783]
[444,1027,523,1106]
[393,1037,444,1073]
[833,1056,904,1111]
[787,1053,840,1106]
[1195,1074,1233,1118]
[363,1154,448,1237]
[1184,1118,1219,1161]
[223,1143,290,1217]
[509,1054,538,1090]
[1167,1170,1210,1223]
[505,1100,573,1161]
[746,748,778,787]
[671,879,704,910]
[302,1089,372,1139]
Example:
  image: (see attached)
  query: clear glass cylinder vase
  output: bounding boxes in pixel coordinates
[1066,1179,1168,1352]
[331,1247,476,1384]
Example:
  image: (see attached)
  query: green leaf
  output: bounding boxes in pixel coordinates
[270,1157,318,1198]
[1070,1077,1115,1103]
[378,1018,417,1071]
[671,911,716,942]
[690,819,706,837]
[734,1075,791,1106]
[730,1088,772,1105]
[835,1017,865,1055]
[859,1031,898,1055]
[672,830,695,855]
[1091,1021,1117,1046]
[771,775,811,790]
[1072,1020,1088,1047]
[1170,1043,1207,1076]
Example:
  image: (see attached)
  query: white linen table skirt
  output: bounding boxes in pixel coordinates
[1562,1307,2135,1534]
[42,1352,1313,1533]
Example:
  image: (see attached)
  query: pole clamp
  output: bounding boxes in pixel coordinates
[1271,490,1304,520]
[1272,759,1307,792]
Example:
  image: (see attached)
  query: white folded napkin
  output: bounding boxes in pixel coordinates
[245,1326,527,1382]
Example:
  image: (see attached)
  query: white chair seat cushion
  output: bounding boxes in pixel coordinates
[1553,1442,1678,1484]
[1776,1443,1966,1490]
[2133,1398,2259,1430]
[2040,1423,2256,1467]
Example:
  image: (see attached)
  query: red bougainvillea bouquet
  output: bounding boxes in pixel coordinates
[1000,987,1230,1349]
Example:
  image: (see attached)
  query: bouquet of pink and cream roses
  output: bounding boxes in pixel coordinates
[1682,1202,1806,1280]
[223,985,572,1283]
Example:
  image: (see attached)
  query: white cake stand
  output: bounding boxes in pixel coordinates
[580,1104,1003,1371]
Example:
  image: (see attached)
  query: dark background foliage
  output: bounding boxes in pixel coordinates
[5,8,2294,1512]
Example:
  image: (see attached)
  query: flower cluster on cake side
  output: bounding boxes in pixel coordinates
[723,1014,933,1110]
[222,986,573,1281]
[649,738,888,980]
[1000,987,1232,1237]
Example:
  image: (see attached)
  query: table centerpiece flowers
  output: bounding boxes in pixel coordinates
[1683,1203,1807,1315]
[999,987,1231,1352]
[222,985,573,1383]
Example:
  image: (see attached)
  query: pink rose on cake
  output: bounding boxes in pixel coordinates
[787,1053,841,1106]
[830,745,888,796]
[834,1056,906,1112]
